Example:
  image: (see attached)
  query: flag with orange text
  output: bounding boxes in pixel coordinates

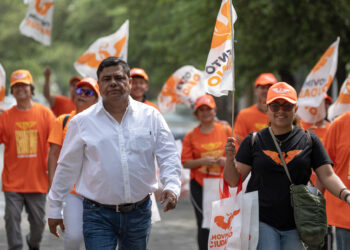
[0,63,5,107]
[297,38,340,124]
[203,0,237,97]
[328,75,350,122]
[74,20,129,79]
[158,65,205,113]
[19,0,54,46]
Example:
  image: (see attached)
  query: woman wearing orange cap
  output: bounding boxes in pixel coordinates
[181,94,232,250]
[47,77,100,250]
[224,82,350,249]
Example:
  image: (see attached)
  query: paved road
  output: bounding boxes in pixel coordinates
[0,145,198,250]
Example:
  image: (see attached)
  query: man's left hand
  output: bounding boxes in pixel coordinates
[160,190,177,212]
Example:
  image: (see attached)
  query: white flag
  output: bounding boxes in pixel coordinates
[74,20,129,79]
[203,0,237,97]
[297,38,340,123]
[158,65,205,113]
[328,75,350,122]
[0,63,5,107]
[19,0,54,46]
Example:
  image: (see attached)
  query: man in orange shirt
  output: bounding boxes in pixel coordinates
[324,111,350,250]
[43,67,80,117]
[233,73,277,145]
[48,77,99,250]
[0,69,55,250]
[130,68,159,110]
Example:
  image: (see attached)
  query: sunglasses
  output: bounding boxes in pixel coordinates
[269,102,295,112]
[75,87,94,97]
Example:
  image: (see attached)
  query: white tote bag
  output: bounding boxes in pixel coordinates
[208,177,259,250]
[202,178,221,229]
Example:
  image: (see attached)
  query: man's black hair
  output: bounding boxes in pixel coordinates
[96,57,130,79]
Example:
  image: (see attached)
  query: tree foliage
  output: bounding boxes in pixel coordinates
[0,0,349,106]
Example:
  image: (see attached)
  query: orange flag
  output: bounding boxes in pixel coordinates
[203,0,237,97]
[157,66,205,113]
[19,0,54,46]
[297,38,339,123]
[328,75,350,122]
[74,20,129,79]
[0,63,5,106]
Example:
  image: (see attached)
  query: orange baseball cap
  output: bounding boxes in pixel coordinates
[76,77,100,97]
[10,69,33,87]
[254,73,278,87]
[69,76,81,85]
[266,82,297,105]
[130,68,149,81]
[194,94,216,111]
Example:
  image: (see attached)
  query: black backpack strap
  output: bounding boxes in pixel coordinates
[305,130,313,147]
[251,132,257,146]
[62,114,70,130]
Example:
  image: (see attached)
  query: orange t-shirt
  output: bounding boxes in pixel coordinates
[181,122,232,186]
[300,120,331,184]
[0,102,55,193]
[51,95,75,117]
[144,99,160,111]
[48,110,79,195]
[323,112,350,230]
[233,104,268,145]
[300,120,330,144]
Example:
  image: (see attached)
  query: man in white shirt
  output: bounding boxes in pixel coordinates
[47,57,181,250]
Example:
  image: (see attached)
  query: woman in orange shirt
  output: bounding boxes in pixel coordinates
[181,94,231,250]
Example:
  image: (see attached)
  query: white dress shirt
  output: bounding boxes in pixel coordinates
[48,97,181,219]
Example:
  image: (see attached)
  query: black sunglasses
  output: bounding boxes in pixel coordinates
[75,87,94,97]
[269,102,295,112]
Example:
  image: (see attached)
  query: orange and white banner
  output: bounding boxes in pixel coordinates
[74,20,129,79]
[0,63,5,106]
[297,38,340,123]
[328,75,350,122]
[203,0,237,97]
[19,0,54,46]
[157,65,205,113]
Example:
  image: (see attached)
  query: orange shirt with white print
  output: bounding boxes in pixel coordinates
[0,102,55,193]
[323,112,350,230]
[181,122,232,186]
[144,99,160,111]
[51,95,75,117]
[48,110,79,195]
[300,120,330,184]
[233,104,268,146]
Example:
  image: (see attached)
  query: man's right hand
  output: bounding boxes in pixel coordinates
[48,218,65,238]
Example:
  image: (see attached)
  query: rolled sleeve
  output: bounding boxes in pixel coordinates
[48,118,84,218]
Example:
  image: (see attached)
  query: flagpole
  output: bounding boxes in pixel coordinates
[228,0,235,136]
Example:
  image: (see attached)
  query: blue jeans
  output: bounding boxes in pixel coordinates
[336,227,350,250]
[82,198,152,250]
[257,222,306,250]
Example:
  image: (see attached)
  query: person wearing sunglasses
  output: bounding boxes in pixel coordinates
[47,77,99,250]
[224,82,350,249]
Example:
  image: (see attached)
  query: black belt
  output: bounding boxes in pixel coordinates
[86,194,150,213]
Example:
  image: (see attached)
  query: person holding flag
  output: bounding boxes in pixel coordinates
[233,73,278,145]
[43,67,81,117]
[130,68,159,110]
[47,77,100,250]
[181,94,232,250]
[224,82,350,249]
